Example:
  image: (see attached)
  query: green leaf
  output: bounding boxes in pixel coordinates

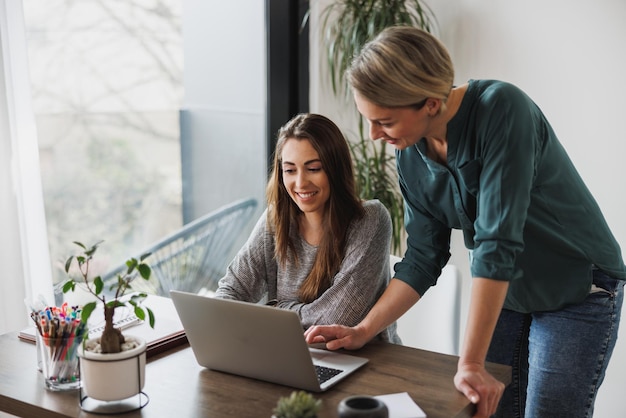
[134,306,146,321]
[147,308,155,328]
[62,280,75,293]
[139,252,152,262]
[137,264,151,280]
[81,302,97,324]
[64,256,74,273]
[114,299,126,309]
[108,280,118,293]
[94,276,103,295]
[126,258,138,275]
[73,241,86,249]
[130,293,148,304]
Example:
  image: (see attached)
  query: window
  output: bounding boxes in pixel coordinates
[19,0,305,304]
[23,0,184,295]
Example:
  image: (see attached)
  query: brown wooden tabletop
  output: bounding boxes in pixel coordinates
[0,331,510,417]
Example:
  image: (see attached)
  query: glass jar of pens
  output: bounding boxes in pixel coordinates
[31,303,86,391]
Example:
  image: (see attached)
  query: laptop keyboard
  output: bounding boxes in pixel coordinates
[315,365,343,384]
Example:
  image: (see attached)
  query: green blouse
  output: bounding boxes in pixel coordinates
[394,79,626,313]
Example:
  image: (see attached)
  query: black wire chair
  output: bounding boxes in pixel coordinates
[102,197,258,297]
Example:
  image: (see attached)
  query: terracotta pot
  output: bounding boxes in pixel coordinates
[78,335,146,401]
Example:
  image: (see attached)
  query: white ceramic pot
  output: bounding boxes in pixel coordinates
[78,335,146,401]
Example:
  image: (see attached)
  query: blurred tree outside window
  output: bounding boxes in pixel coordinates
[22,0,184,294]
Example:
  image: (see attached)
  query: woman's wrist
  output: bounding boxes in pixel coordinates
[355,317,383,343]
[458,356,485,369]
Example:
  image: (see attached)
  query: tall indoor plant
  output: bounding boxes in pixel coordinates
[311,0,437,254]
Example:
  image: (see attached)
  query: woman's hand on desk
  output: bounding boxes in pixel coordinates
[304,324,369,350]
[305,280,418,350]
[454,362,505,418]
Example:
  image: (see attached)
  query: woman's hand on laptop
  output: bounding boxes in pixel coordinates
[304,324,369,350]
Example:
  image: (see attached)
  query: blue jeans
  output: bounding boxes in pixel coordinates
[487,269,624,418]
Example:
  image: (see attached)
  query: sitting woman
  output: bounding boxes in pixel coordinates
[215,113,399,343]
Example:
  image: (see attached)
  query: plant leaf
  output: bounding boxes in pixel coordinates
[94,276,103,295]
[147,308,155,328]
[134,306,145,321]
[81,301,97,324]
[64,256,74,273]
[139,252,152,262]
[126,258,138,274]
[130,293,148,304]
[137,264,151,280]
[62,280,75,293]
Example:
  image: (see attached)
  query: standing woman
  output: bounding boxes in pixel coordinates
[305,26,626,417]
[216,113,399,343]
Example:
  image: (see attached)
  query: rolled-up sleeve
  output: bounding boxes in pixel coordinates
[470,84,539,281]
[395,184,451,296]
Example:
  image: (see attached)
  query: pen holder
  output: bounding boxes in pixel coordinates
[337,395,388,418]
[36,332,81,391]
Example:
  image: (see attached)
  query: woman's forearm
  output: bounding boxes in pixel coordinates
[459,277,509,367]
[358,278,421,339]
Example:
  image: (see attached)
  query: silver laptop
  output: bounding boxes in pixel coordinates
[170,290,368,392]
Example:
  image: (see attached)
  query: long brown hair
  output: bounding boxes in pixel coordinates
[266,113,364,303]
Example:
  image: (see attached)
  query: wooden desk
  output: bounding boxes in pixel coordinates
[0,332,510,417]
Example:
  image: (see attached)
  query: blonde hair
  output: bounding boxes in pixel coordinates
[348,26,454,110]
[266,113,364,303]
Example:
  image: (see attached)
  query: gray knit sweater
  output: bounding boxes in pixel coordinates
[215,200,400,343]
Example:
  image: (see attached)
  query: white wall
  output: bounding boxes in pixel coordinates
[310,1,626,416]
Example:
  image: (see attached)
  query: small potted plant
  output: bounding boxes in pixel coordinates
[62,240,155,405]
[272,391,322,418]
